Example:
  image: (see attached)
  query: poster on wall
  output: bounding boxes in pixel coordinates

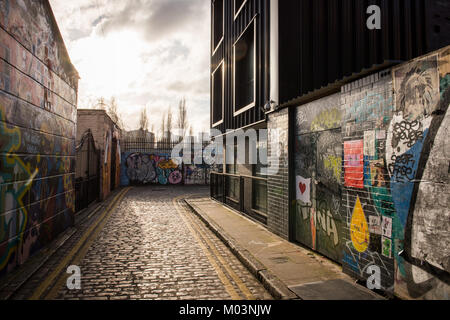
[369,216,381,235]
[364,130,376,157]
[382,216,392,238]
[382,236,392,258]
[296,176,311,205]
[344,140,364,189]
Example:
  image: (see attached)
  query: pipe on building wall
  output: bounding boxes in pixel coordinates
[269,0,279,107]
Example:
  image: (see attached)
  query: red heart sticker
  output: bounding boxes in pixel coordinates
[299,183,306,194]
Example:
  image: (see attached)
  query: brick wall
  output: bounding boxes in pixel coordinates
[267,108,290,240]
[272,46,450,299]
[340,71,396,292]
[340,46,450,299]
[77,110,121,200]
[0,1,78,277]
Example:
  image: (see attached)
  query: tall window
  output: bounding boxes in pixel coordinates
[212,61,224,126]
[252,131,267,213]
[233,19,256,115]
[212,0,224,52]
[226,143,238,174]
[226,144,239,201]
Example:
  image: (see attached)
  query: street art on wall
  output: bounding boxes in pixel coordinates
[0,0,78,87]
[0,0,78,278]
[341,73,397,292]
[122,153,182,186]
[295,176,311,205]
[0,105,75,277]
[391,50,450,299]
[341,48,450,299]
[294,93,344,263]
[350,196,370,253]
[364,131,376,157]
[184,164,210,185]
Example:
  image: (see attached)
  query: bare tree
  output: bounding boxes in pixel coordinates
[160,112,166,142]
[95,97,107,110]
[139,107,149,136]
[108,97,123,129]
[177,98,188,140]
[166,107,173,143]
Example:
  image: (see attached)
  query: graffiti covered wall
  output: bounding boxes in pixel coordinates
[341,73,396,292]
[121,153,183,186]
[294,93,344,262]
[0,1,78,277]
[392,48,450,300]
[340,47,450,299]
[184,164,210,185]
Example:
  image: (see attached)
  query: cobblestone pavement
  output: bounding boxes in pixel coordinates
[12,186,272,300]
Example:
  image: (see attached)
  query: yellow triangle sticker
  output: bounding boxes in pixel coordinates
[350,196,370,253]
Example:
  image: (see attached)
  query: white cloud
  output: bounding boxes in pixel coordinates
[49,0,211,134]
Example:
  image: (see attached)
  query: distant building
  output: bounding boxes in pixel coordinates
[77,109,122,201]
[124,129,155,142]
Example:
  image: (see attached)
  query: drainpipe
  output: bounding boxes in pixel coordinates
[269,0,279,109]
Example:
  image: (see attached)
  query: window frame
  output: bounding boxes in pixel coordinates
[211,60,225,128]
[234,0,248,20]
[232,16,257,117]
[212,0,224,55]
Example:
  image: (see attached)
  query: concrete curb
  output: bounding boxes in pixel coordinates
[184,199,299,300]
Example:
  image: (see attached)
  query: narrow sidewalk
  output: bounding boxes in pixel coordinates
[185,197,384,300]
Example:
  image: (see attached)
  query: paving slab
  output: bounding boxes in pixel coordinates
[185,197,385,300]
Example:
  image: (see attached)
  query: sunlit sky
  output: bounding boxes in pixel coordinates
[49,0,211,134]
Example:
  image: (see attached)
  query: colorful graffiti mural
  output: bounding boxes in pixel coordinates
[340,48,450,299]
[0,0,77,278]
[121,152,211,186]
[121,153,183,186]
[184,164,210,185]
[0,105,75,277]
[392,51,450,299]
[294,93,344,263]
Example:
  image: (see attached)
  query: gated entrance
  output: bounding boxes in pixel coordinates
[110,137,117,191]
[293,94,344,263]
[75,130,100,212]
[120,138,211,186]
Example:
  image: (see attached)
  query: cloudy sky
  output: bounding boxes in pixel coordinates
[49,0,211,134]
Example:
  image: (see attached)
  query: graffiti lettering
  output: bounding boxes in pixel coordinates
[392,120,424,149]
[310,108,342,132]
[388,154,415,182]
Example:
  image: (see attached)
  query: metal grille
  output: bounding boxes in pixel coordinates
[75,130,100,212]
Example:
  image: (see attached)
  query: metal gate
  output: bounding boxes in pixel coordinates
[294,129,344,262]
[75,129,100,212]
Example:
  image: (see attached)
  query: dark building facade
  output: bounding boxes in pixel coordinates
[210,0,450,299]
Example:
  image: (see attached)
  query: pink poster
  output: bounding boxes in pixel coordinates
[344,140,364,189]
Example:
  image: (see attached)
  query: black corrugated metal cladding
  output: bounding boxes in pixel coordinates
[211,0,450,130]
[211,0,269,132]
[278,0,450,107]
